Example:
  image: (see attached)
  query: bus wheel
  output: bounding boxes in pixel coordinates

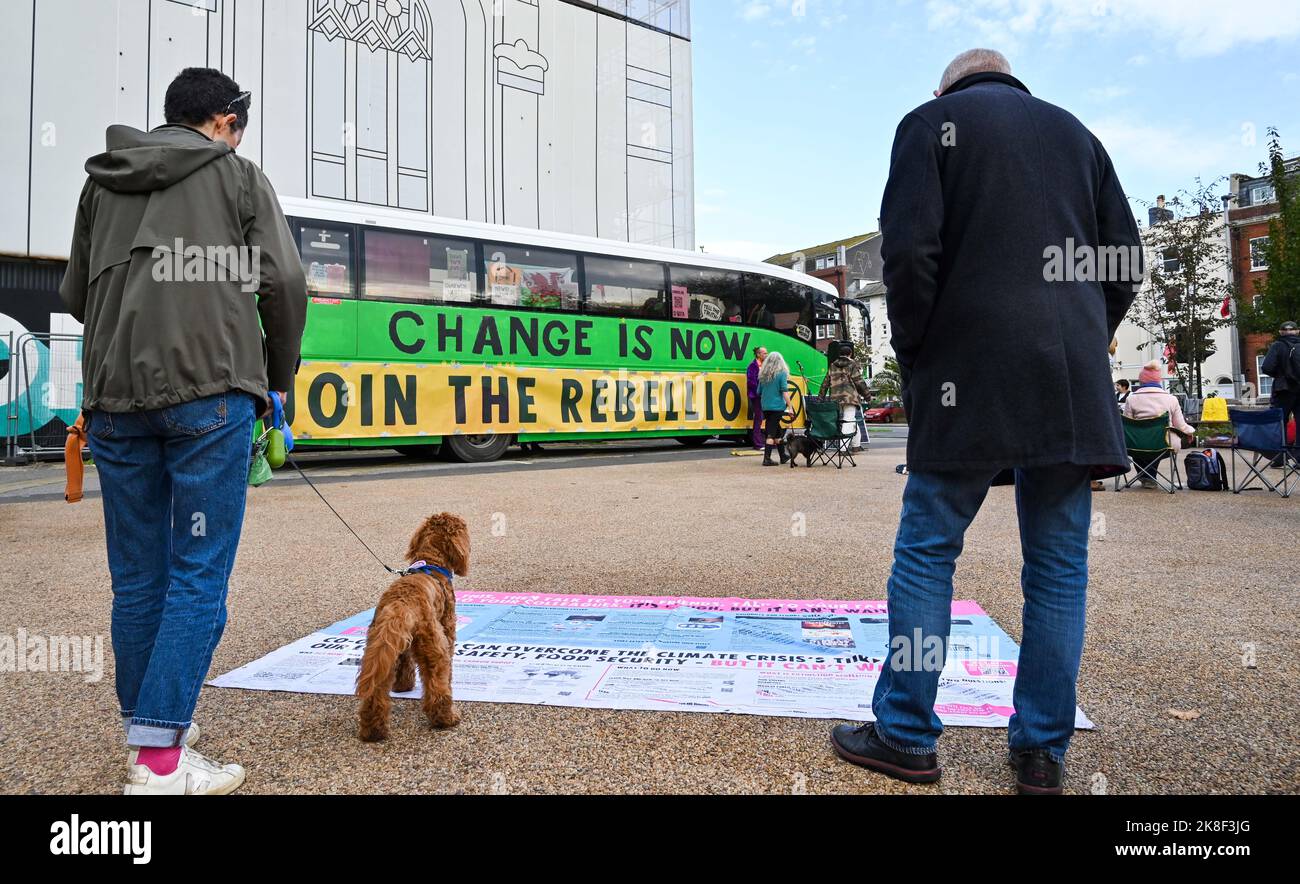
[675,436,713,447]
[442,433,512,463]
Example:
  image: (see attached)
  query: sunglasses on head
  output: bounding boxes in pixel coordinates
[223,90,252,115]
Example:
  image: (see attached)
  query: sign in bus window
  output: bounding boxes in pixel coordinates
[669,267,744,324]
[362,229,478,304]
[671,285,689,319]
[301,226,353,298]
[484,244,580,311]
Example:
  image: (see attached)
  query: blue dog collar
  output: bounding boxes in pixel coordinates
[401,560,453,582]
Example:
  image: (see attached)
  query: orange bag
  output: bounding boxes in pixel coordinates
[65,414,87,503]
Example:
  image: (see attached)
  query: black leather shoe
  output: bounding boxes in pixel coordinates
[1008,748,1064,794]
[830,723,941,784]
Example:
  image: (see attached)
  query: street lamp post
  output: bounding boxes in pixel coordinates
[1222,193,1242,400]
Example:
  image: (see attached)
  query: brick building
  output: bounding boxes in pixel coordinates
[765,233,885,365]
[1226,160,1298,399]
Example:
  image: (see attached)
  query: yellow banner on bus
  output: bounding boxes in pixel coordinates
[288,362,808,440]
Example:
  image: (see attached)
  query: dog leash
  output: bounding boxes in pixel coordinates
[284,455,425,578]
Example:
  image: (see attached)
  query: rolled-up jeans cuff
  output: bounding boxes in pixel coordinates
[873,722,937,756]
[126,718,189,748]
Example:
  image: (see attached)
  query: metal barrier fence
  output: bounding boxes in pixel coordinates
[3,331,84,463]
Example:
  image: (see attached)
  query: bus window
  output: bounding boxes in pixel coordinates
[584,256,668,318]
[481,243,580,311]
[668,266,744,323]
[362,229,479,304]
[299,223,355,298]
[744,275,814,343]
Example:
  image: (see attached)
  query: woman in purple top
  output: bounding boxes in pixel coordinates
[747,346,768,450]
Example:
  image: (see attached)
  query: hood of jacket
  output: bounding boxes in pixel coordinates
[84,124,232,194]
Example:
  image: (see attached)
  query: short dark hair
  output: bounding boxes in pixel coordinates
[1116,379,1130,390]
[164,67,251,132]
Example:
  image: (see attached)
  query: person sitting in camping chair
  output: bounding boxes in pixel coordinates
[1122,361,1195,486]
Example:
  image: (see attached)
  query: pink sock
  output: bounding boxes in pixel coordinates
[136,746,182,776]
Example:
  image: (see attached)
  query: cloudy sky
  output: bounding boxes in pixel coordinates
[691,0,1300,260]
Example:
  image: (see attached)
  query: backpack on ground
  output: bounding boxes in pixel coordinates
[1184,449,1228,491]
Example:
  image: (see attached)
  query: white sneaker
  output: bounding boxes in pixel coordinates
[124,746,246,795]
[126,722,200,766]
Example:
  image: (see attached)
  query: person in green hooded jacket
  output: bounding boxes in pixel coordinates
[59,67,307,795]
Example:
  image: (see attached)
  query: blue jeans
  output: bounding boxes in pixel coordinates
[871,464,1092,761]
[87,391,256,748]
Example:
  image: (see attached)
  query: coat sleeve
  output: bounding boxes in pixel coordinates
[881,112,945,377]
[243,163,308,393]
[1170,399,1195,437]
[1260,341,1282,378]
[58,180,94,324]
[853,371,871,400]
[1095,143,1142,339]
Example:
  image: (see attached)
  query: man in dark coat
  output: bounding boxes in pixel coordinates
[829,50,1141,795]
[1260,320,1299,435]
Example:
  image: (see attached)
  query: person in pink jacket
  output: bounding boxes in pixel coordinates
[1122,361,1196,450]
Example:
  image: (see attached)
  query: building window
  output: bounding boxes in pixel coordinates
[1257,355,1274,398]
[1248,184,1275,206]
[1250,236,1270,271]
[308,0,432,211]
[1161,249,1180,274]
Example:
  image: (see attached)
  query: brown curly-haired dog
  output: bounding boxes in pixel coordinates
[356,512,469,742]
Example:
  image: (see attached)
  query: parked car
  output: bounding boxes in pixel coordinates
[865,400,906,423]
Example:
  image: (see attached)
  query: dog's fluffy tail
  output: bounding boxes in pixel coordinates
[357,603,418,701]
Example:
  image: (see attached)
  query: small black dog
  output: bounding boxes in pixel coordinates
[783,430,820,467]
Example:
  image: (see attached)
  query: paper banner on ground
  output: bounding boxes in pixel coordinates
[210,592,1093,729]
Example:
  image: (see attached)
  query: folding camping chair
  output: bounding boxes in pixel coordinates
[1228,407,1297,498]
[803,395,857,469]
[1114,413,1182,493]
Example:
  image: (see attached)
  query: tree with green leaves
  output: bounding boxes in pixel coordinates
[1238,128,1300,336]
[869,355,902,401]
[1130,180,1235,397]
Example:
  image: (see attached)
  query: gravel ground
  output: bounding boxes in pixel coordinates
[1,444,1296,795]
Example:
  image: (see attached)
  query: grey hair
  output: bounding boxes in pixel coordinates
[938,49,1011,94]
[758,351,789,385]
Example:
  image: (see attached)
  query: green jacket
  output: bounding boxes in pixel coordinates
[59,124,307,412]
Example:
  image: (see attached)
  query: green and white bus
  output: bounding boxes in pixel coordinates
[280,197,843,462]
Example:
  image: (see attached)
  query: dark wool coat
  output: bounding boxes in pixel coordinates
[881,72,1141,477]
